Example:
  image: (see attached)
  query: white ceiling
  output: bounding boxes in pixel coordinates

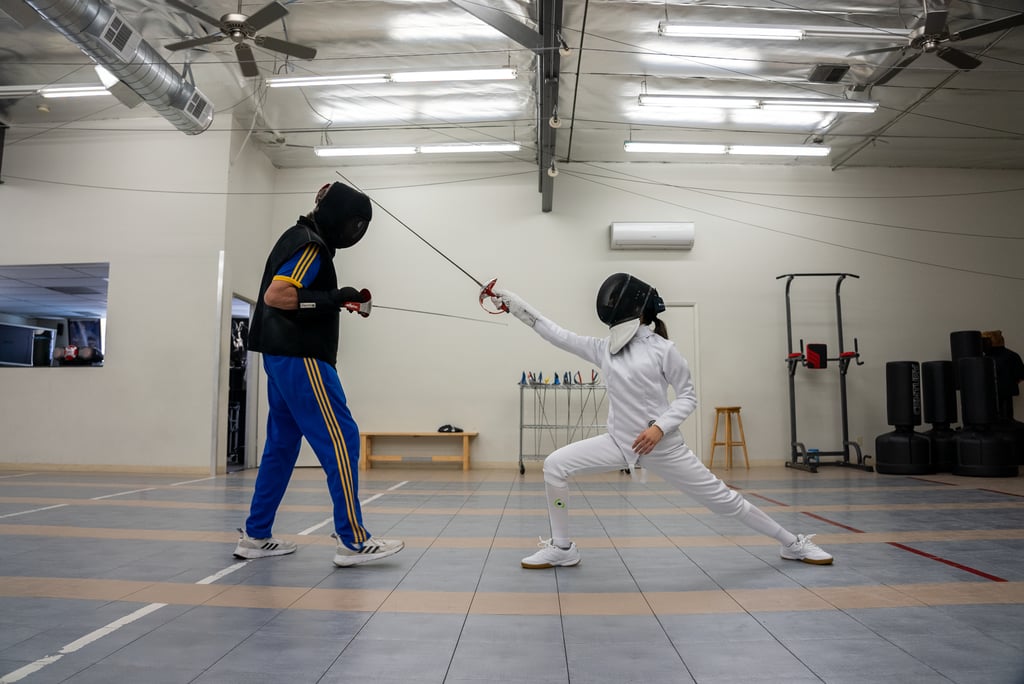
[0,263,109,319]
[1,0,1023,214]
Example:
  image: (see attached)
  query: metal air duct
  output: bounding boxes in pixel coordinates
[23,0,213,134]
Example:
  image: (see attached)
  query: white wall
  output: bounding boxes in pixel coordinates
[221,128,279,472]
[2,130,1021,472]
[274,163,1024,468]
[0,123,233,472]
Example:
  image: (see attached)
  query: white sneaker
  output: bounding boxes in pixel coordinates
[521,538,581,569]
[780,534,833,565]
[333,534,405,567]
[233,529,297,559]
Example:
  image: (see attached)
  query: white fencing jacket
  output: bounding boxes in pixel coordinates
[531,314,697,453]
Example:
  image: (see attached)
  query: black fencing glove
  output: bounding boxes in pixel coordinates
[296,286,362,316]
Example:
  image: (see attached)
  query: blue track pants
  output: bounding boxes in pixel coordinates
[245,354,370,549]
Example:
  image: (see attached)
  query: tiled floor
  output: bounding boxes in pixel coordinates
[1,463,1023,684]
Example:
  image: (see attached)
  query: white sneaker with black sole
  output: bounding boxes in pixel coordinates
[780,534,833,565]
[233,529,297,559]
[333,534,405,567]
[521,538,581,569]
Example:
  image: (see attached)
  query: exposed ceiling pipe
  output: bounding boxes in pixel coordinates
[22,0,214,135]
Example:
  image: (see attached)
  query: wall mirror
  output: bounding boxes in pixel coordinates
[0,263,108,367]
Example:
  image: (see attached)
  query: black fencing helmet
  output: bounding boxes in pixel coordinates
[312,182,372,249]
[596,273,665,326]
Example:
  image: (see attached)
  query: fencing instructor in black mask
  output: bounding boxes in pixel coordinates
[236,182,404,567]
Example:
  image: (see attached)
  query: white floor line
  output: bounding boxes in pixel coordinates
[296,481,408,536]
[0,473,37,479]
[0,560,251,684]
[296,518,333,536]
[168,476,216,487]
[0,603,169,683]
[90,488,157,501]
[0,478,410,683]
[0,504,69,519]
[195,561,249,585]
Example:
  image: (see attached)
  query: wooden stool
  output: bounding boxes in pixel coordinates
[709,406,749,469]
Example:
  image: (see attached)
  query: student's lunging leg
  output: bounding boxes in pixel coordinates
[645,446,833,565]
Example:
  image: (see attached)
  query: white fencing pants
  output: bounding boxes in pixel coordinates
[541,434,797,546]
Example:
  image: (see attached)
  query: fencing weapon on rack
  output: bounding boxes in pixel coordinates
[335,171,508,315]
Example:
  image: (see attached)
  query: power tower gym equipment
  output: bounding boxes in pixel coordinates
[778,273,873,473]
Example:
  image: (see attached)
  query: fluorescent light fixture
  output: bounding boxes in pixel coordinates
[268,68,516,89]
[315,142,520,157]
[658,21,913,42]
[639,94,878,113]
[0,84,41,97]
[268,74,389,88]
[658,22,803,40]
[624,142,831,157]
[639,94,760,109]
[802,26,913,40]
[39,85,110,98]
[760,99,878,113]
[314,145,418,157]
[391,68,517,83]
[728,145,831,156]
[419,142,521,153]
[624,142,728,154]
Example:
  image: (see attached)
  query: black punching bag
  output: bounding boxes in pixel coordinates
[958,356,998,428]
[921,360,958,473]
[876,361,931,475]
[886,361,921,428]
[922,361,957,426]
[954,356,1017,477]
[950,330,982,390]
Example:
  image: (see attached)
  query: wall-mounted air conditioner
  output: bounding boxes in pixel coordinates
[609,222,695,250]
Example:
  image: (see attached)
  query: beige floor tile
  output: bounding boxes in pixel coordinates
[378,590,475,614]
[0,576,152,601]
[121,582,231,605]
[469,591,560,615]
[289,588,391,612]
[726,587,833,612]
[558,592,653,615]
[203,585,312,609]
[811,584,927,609]
[645,590,746,615]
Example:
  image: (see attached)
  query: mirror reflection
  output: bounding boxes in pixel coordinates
[0,263,108,367]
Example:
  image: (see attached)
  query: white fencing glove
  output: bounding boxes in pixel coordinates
[491,287,539,327]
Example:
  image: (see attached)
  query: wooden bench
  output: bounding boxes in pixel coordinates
[359,431,478,471]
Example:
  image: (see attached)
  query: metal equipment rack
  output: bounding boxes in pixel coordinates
[778,273,874,473]
[518,383,607,474]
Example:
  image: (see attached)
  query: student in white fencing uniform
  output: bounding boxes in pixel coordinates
[491,273,833,569]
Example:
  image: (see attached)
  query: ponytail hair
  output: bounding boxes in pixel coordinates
[644,314,669,340]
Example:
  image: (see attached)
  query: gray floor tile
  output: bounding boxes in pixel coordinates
[566,641,695,684]
[2,467,1023,684]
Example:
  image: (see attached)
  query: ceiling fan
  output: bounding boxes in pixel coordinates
[849,3,1024,86]
[165,0,317,78]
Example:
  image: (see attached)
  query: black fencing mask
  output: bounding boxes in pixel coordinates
[596,273,665,326]
[312,182,372,249]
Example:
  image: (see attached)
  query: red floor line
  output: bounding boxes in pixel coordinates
[742,485,1010,582]
[747,492,789,507]
[907,477,959,486]
[799,511,865,533]
[887,542,1007,582]
[978,488,1024,499]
